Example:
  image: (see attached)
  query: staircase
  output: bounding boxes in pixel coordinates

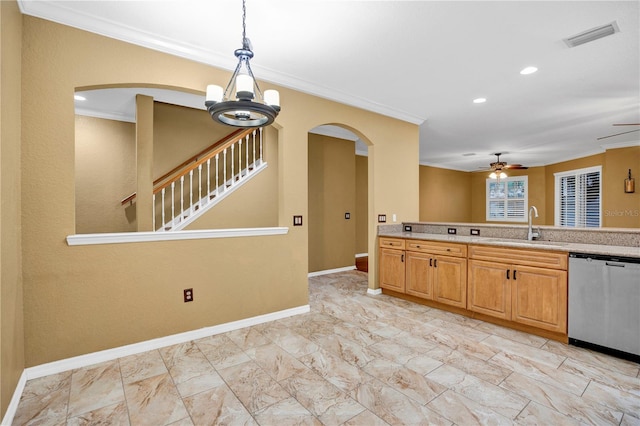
[122,128,267,232]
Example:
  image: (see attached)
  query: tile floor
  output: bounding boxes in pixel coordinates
[13,270,640,425]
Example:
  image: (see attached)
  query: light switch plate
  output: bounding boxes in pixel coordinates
[293,215,303,226]
[378,214,387,223]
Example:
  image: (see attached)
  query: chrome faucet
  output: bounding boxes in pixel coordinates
[528,206,539,241]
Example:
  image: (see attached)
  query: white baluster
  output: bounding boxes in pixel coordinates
[245,134,249,176]
[180,176,184,221]
[238,138,243,179]
[171,182,175,226]
[189,170,193,213]
[152,193,156,231]
[231,143,235,185]
[215,154,220,195]
[206,158,211,202]
[252,129,256,165]
[161,188,166,228]
[259,127,263,165]
[223,148,227,191]
[198,164,202,205]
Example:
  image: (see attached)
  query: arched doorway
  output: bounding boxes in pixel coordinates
[307,124,370,275]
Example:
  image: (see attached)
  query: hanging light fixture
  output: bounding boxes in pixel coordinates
[205,0,280,128]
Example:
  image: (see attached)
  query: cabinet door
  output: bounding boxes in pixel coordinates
[379,248,405,292]
[433,255,467,308]
[511,265,567,333]
[468,259,511,320]
[406,251,433,299]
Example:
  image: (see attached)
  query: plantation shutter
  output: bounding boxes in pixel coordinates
[556,167,601,228]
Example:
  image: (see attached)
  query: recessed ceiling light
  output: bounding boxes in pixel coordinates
[520,66,538,75]
[462,153,476,156]
[473,98,487,104]
[74,95,86,101]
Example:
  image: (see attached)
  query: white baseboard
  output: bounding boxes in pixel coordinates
[25,304,309,381]
[355,253,368,258]
[367,288,382,295]
[0,304,309,425]
[308,266,356,277]
[1,370,26,426]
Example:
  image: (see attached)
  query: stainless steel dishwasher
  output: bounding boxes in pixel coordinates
[568,253,640,363]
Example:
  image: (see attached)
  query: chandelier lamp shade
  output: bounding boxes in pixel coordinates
[205,0,280,128]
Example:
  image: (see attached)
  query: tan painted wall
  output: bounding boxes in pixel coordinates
[20,16,419,367]
[0,0,24,417]
[75,116,137,234]
[308,134,356,272]
[185,126,279,229]
[152,102,229,177]
[355,155,368,254]
[419,166,472,222]
[602,146,640,228]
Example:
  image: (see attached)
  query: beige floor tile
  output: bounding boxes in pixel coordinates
[123,373,188,425]
[13,386,70,426]
[217,360,290,413]
[560,357,640,397]
[245,342,309,381]
[482,335,566,368]
[19,371,71,401]
[500,371,623,424]
[426,364,528,419]
[253,397,321,426]
[514,401,581,425]
[427,389,514,425]
[66,401,130,426]
[582,379,640,417]
[351,377,451,425]
[342,409,388,425]
[119,349,167,384]
[429,346,511,385]
[542,340,640,377]
[67,360,125,418]
[183,384,256,425]
[300,347,372,394]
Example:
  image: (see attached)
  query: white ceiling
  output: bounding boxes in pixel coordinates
[20,0,640,171]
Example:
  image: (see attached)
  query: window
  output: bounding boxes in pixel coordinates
[486,176,528,222]
[555,166,601,227]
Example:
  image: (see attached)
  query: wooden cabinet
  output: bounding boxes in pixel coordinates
[405,239,467,308]
[467,245,568,333]
[379,238,406,292]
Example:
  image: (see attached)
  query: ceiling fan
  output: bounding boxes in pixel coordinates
[479,153,529,172]
[597,123,640,141]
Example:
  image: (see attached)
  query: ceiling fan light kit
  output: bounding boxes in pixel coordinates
[205,0,280,128]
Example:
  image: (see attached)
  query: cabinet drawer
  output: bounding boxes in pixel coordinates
[379,237,405,250]
[469,245,567,270]
[406,239,467,257]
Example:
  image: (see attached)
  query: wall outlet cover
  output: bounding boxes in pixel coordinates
[184,288,193,303]
[345,212,350,220]
[447,228,457,234]
[470,229,480,236]
[404,225,412,232]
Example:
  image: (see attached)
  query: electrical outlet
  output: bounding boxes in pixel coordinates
[470,229,480,236]
[404,225,412,232]
[378,214,387,223]
[447,228,457,235]
[345,212,350,220]
[184,288,193,303]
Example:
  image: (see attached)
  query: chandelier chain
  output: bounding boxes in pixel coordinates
[242,0,247,48]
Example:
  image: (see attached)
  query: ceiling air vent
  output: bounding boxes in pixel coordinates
[563,21,620,48]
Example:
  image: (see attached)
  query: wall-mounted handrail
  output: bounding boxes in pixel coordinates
[120,128,252,205]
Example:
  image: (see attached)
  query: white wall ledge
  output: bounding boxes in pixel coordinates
[66,227,289,246]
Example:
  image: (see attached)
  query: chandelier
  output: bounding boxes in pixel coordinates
[205,0,280,128]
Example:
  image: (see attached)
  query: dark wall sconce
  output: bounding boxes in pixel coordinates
[625,169,635,193]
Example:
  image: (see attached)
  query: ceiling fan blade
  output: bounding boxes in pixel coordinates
[597,129,640,140]
[612,123,640,126]
[505,165,529,170]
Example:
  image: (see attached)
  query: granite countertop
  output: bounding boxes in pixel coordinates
[379,230,640,259]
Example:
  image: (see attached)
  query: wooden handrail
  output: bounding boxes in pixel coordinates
[121,128,253,205]
[153,128,256,196]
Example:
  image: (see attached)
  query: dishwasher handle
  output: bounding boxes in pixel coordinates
[606,262,626,268]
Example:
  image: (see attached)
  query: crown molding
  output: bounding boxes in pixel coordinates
[18,1,425,126]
